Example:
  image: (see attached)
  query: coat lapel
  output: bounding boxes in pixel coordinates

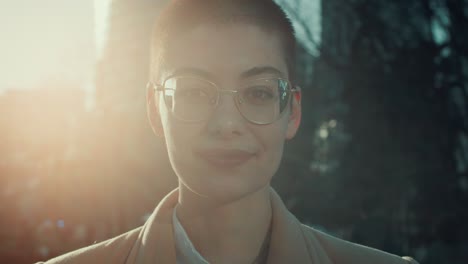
[124,188,330,264]
[267,189,332,264]
[126,189,178,264]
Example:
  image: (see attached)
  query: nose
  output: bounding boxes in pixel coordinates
[205,91,246,139]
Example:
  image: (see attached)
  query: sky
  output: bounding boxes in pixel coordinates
[0,0,106,94]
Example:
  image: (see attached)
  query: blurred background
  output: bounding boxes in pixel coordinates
[0,0,467,263]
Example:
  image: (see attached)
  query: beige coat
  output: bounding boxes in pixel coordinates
[38,188,418,264]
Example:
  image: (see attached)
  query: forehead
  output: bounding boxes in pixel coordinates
[163,23,288,81]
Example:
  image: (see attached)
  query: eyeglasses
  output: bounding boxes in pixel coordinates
[148,76,301,125]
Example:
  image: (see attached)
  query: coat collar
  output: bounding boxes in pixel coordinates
[125,188,324,264]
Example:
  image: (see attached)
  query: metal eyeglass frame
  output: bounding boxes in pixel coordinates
[147,76,301,125]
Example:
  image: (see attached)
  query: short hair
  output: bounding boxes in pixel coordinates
[150,0,296,84]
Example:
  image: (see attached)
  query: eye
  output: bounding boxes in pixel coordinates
[179,87,208,98]
[176,86,212,104]
[243,85,276,105]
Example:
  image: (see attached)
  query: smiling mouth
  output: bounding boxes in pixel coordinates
[196,149,255,168]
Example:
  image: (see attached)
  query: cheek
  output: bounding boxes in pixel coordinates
[164,121,200,155]
[163,122,201,181]
[159,108,190,158]
[159,98,200,152]
[255,122,288,171]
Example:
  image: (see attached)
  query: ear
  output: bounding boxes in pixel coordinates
[146,83,164,137]
[285,90,301,140]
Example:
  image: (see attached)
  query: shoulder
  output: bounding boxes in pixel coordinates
[35,226,142,264]
[300,224,419,264]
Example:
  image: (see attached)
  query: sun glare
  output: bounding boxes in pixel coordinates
[94,0,112,60]
[0,1,96,93]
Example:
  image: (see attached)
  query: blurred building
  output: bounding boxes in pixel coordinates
[93,0,176,216]
[0,1,175,263]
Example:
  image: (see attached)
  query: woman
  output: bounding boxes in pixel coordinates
[39,0,418,263]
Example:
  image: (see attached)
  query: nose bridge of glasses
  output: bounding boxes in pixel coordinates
[216,88,242,105]
[218,89,238,95]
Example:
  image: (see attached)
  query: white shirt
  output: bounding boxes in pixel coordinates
[172,206,209,264]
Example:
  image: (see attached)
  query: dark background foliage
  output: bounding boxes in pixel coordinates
[1,0,467,263]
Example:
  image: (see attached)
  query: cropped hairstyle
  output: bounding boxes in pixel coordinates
[150,0,297,84]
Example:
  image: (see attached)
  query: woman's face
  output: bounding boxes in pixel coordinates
[149,23,301,201]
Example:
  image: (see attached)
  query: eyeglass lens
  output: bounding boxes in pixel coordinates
[162,77,291,124]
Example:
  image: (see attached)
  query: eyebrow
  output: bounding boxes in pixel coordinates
[240,66,285,79]
[169,67,213,79]
[169,66,285,80]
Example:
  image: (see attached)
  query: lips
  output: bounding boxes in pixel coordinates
[196,149,255,168]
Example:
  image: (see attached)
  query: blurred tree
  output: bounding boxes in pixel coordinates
[277,0,468,262]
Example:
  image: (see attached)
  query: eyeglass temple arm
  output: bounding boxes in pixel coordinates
[146,82,165,91]
[291,86,301,93]
[291,86,301,105]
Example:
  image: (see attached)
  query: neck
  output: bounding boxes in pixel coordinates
[176,184,272,264]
